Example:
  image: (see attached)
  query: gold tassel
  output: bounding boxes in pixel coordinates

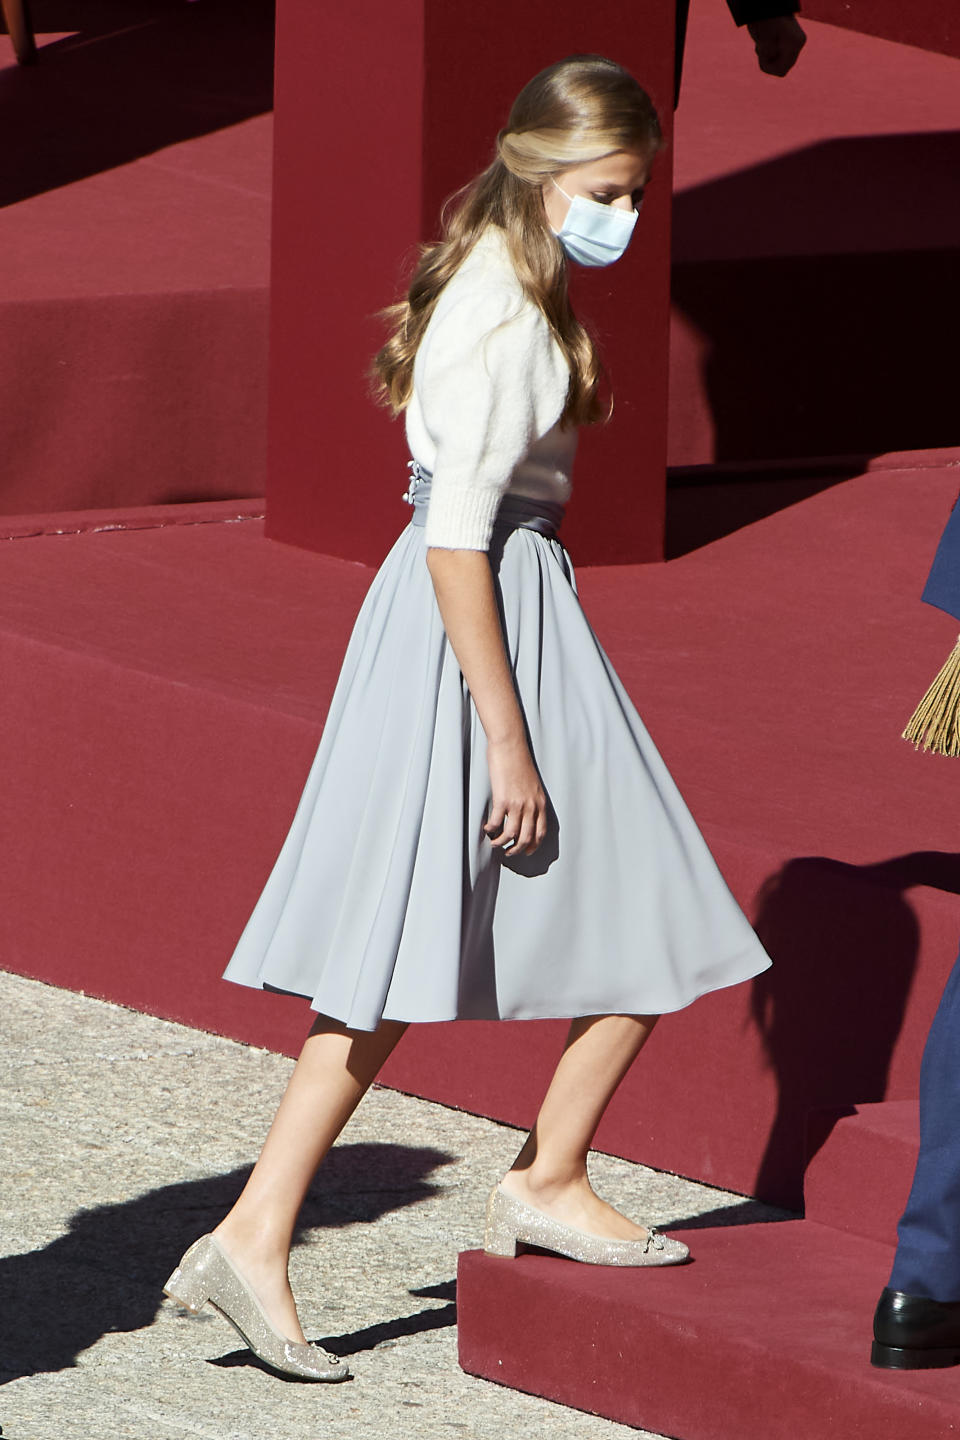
[903,634,960,756]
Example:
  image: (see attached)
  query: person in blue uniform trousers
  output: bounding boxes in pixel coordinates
[873,499,960,1369]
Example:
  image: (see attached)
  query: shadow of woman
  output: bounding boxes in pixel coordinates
[748,851,960,1210]
[0,1140,453,1384]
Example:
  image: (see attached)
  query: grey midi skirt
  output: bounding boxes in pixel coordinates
[224,480,771,1031]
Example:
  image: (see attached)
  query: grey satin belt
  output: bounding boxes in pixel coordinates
[403,460,564,540]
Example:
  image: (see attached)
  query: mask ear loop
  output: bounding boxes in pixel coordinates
[549,178,573,239]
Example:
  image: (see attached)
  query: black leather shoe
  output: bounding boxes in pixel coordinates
[872,1287,960,1369]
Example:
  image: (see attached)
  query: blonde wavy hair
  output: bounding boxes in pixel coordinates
[372,55,662,427]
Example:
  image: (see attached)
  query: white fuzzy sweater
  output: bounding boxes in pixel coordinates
[405,227,577,551]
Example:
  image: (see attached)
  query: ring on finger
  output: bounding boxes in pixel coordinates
[502,836,518,850]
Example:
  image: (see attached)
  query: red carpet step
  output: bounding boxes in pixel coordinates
[456,1099,935,1433]
[0,3,272,514]
[457,1220,960,1438]
[805,1102,920,1246]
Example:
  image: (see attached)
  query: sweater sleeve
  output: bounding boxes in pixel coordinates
[418,284,570,551]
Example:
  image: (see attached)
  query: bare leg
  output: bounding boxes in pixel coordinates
[500,1013,658,1241]
[212,1014,407,1343]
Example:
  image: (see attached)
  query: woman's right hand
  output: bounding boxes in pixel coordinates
[425,548,548,856]
[484,735,548,856]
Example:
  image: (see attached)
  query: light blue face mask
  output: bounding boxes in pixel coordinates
[551,180,639,268]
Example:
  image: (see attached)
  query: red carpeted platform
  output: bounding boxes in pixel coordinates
[804,1102,919,1246]
[669,1,960,467]
[456,1097,960,1434]
[457,1218,960,1438]
[3,452,960,1214]
[0,0,272,514]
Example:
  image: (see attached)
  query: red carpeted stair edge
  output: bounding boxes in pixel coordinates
[804,1102,920,1246]
[457,1211,960,1439]
[0,498,266,541]
[456,1105,960,1436]
[669,445,960,483]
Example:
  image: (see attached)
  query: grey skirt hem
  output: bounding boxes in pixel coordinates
[224,516,771,1029]
[243,940,769,1032]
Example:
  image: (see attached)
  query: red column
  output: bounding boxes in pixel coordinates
[266,0,675,566]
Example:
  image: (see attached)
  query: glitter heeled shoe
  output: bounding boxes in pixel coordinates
[163,1234,350,1382]
[483,1184,690,1267]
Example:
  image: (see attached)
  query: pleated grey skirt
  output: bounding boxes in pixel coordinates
[223,476,771,1031]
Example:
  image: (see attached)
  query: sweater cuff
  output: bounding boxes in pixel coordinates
[423,483,504,551]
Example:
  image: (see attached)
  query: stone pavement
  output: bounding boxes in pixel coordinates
[0,971,785,1440]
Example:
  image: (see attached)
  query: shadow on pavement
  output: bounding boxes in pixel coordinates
[210,1278,461,1373]
[320,1278,458,1358]
[0,1140,453,1383]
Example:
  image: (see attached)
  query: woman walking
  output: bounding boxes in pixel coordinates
[164,54,771,1382]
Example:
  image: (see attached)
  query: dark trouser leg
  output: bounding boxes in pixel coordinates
[889,947,960,1301]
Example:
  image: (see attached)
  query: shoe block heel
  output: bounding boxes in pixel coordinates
[871,1340,960,1370]
[483,1225,520,1257]
[163,1240,214,1314]
[163,1266,210,1314]
[483,1188,520,1257]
